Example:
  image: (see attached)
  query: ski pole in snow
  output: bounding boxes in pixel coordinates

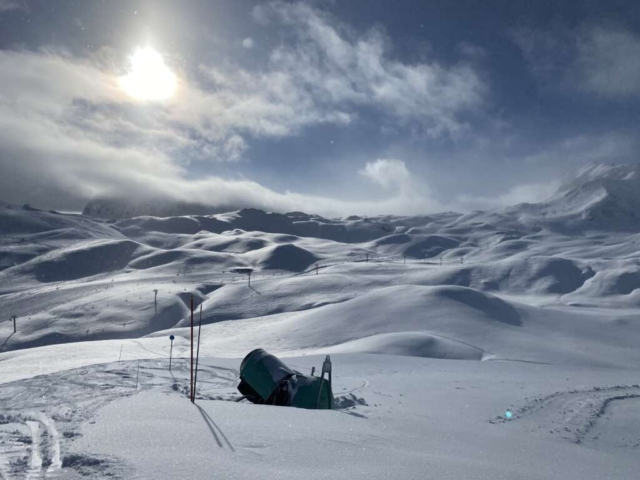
[193,306,203,403]
[10,315,16,333]
[190,296,194,403]
[135,360,140,390]
[169,335,175,371]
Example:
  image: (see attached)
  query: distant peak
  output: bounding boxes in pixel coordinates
[557,163,640,194]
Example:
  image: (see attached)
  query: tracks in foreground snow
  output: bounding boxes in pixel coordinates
[0,359,239,479]
[491,384,640,447]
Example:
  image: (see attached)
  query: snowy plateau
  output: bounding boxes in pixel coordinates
[0,163,639,479]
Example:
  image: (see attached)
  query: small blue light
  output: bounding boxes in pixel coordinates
[505,410,513,419]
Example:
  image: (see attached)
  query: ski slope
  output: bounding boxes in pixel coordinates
[0,164,639,479]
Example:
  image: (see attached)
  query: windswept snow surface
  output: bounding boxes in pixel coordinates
[1,165,640,479]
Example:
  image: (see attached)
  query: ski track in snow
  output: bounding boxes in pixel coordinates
[491,384,640,445]
[0,358,246,479]
[25,421,41,480]
[37,416,61,474]
[2,168,640,478]
[0,356,372,478]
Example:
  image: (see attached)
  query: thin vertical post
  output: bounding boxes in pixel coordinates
[135,360,140,390]
[248,272,251,287]
[193,305,203,403]
[190,296,194,403]
[153,289,158,317]
[169,335,174,371]
[11,315,16,333]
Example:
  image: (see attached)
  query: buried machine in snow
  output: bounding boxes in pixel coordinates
[238,349,334,409]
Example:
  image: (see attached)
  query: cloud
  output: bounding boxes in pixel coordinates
[0,48,439,215]
[0,1,490,214]
[0,0,29,13]
[241,37,254,49]
[574,25,640,98]
[521,132,639,166]
[513,23,640,99]
[359,159,412,191]
[452,181,560,212]
[252,1,487,137]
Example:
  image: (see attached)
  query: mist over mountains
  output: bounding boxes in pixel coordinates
[78,163,640,235]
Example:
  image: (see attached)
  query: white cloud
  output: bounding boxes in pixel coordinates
[0,48,440,215]
[252,1,487,137]
[513,23,640,99]
[574,25,640,98]
[359,159,412,191]
[521,132,639,166]
[0,2,489,215]
[0,0,29,13]
[452,181,560,212]
[241,37,254,49]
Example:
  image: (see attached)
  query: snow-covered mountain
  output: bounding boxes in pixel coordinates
[502,163,640,231]
[1,164,639,479]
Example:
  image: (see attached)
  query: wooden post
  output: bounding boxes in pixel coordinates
[190,296,194,403]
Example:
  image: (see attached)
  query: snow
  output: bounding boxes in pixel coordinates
[20,356,640,480]
[1,165,640,478]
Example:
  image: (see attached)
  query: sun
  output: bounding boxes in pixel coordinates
[119,47,177,101]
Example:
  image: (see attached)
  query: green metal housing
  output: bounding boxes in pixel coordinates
[238,349,333,409]
[239,348,295,401]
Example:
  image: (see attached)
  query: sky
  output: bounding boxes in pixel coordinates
[0,0,639,216]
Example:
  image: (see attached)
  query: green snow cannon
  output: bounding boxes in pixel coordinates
[237,349,333,409]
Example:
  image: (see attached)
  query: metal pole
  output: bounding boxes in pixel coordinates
[193,305,203,403]
[135,360,140,390]
[11,315,16,333]
[153,289,158,317]
[169,335,174,371]
[190,296,194,403]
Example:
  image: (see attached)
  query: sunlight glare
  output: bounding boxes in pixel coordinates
[119,47,177,101]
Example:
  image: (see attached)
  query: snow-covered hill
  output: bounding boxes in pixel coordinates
[504,163,640,232]
[1,164,640,479]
